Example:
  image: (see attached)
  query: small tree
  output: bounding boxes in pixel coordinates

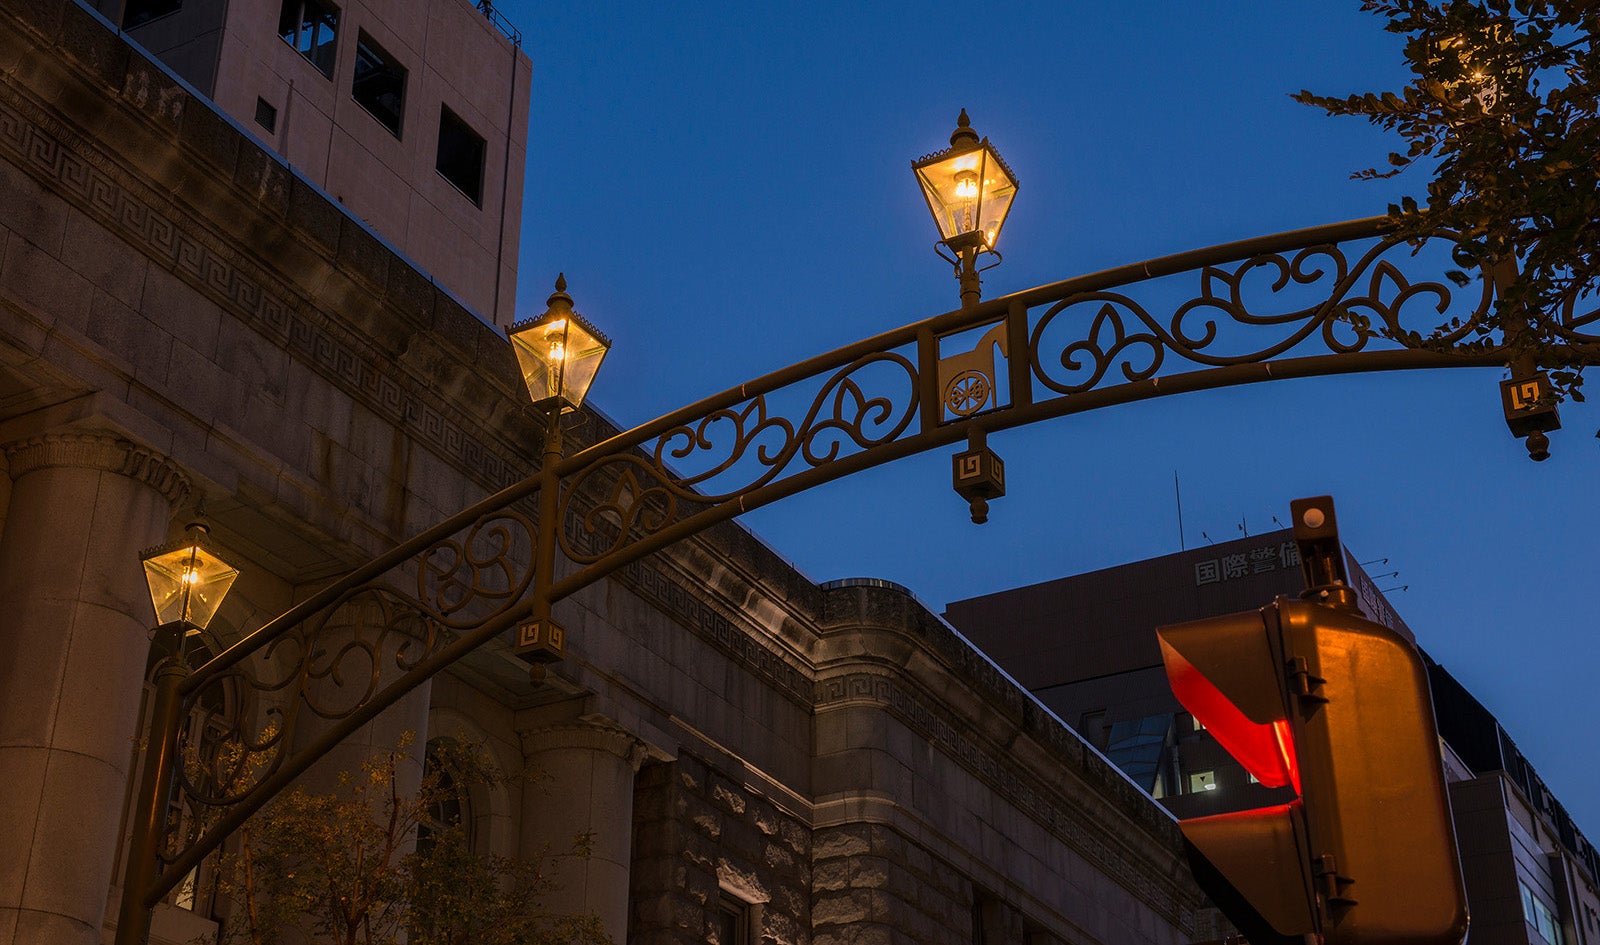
[204,735,608,945]
[1293,1,1598,399]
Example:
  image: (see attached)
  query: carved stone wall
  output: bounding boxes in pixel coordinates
[811,823,973,945]
[631,755,813,945]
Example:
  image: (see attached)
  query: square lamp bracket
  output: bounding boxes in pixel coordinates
[1500,373,1561,438]
[1501,372,1561,462]
[953,439,1004,525]
[515,618,565,664]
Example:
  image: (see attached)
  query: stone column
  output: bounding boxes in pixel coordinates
[519,717,647,944]
[0,433,189,945]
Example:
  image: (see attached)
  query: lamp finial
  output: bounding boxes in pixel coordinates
[546,274,573,314]
[951,109,979,147]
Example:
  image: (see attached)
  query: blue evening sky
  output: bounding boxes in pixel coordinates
[502,3,1598,834]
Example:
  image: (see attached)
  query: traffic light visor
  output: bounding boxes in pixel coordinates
[1180,801,1318,942]
[1159,617,1301,792]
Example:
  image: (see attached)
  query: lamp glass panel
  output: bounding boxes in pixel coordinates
[915,142,1017,247]
[976,167,1017,250]
[973,146,1016,249]
[552,317,608,411]
[509,314,609,411]
[143,544,239,628]
[915,146,986,242]
[509,321,559,405]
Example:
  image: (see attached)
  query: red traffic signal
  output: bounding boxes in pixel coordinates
[1158,598,1467,945]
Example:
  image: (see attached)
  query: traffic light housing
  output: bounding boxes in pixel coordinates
[1158,596,1467,945]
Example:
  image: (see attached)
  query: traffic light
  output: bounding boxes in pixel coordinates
[1156,497,1467,945]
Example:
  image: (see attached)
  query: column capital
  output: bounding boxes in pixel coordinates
[3,433,190,506]
[519,716,649,773]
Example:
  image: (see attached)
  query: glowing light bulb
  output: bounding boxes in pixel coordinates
[954,172,978,199]
[541,326,567,399]
[545,324,567,364]
[181,546,203,584]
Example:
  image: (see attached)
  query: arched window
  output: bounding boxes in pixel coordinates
[418,737,473,853]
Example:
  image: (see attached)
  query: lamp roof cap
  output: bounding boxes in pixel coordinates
[546,273,573,315]
[911,111,1019,187]
[950,108,979,147]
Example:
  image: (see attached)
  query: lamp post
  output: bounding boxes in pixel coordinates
[116,521,239,945]
[912,109,1019,309]
[504,274,610,678]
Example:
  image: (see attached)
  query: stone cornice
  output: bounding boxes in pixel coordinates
[2,432,190,505]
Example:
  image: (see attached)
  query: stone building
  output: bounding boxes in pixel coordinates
[945,531,1600,945]
[0,3,1228,945]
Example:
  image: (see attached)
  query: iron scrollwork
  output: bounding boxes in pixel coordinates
[418,510,539,626]
[1554,292,1600,344]
[547,224,1553,584]
[557,351,920,565]
[159,505,542,878]
[1031,234,1498,396]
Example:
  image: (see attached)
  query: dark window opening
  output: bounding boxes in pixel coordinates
[714,893,749,945]
[352,32,406,137]
[254,97,278,133]
[123,0,182,29]
[278,0,339,78]
[972,890,1003,945]
[350,32,406,138]
[435,107,486,206]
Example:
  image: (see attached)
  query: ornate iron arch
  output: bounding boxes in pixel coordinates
[130,216,1600,909]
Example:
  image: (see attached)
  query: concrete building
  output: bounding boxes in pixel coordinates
[87,0,531,326]
[0,4,1236,945]
[945,531,1600,945]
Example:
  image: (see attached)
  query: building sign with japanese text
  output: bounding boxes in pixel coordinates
[1193,541,1300,586]
[1192,538,1404,635]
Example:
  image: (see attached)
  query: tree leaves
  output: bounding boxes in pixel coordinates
[1293,2,1599,404]
[205,736,608,945]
